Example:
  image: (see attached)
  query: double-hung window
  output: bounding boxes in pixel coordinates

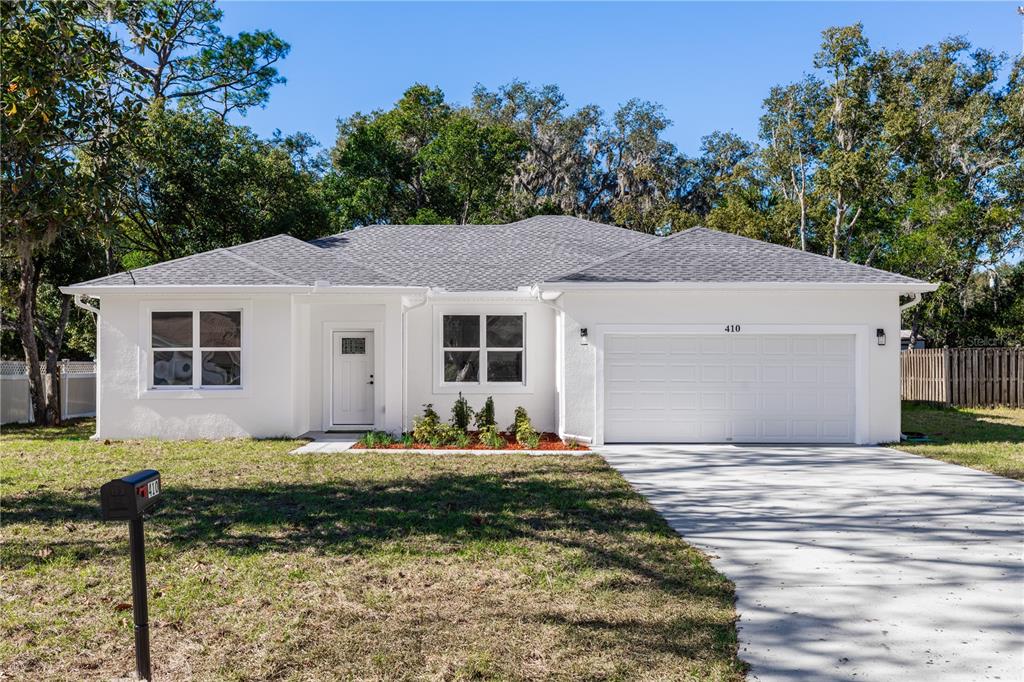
[442,314,524,385]
[151,310,242,389]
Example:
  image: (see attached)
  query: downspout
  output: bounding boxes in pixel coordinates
[401,289,433,432]
[72,294,101,439]
[531,286,573,440]
[899,291,921,313]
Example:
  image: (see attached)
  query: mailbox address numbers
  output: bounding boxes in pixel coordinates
[724,324,742,333]
[138,479,161,499]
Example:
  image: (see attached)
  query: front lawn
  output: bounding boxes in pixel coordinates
[897,402,1024,480]
[1,420,743,681]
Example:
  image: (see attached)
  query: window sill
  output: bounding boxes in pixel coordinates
[139,387,250,400]
[434,383,531,395]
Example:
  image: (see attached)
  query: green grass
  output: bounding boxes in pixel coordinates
[0,420,744,681]
[897,402,1024,480]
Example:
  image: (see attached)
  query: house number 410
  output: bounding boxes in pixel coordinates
[724,324,741,332]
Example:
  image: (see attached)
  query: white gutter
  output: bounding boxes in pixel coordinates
[72,293,100,315]
[530,286,569,439]
[59,284,429,296]
[537,281,940,293]
[899,291,924,312]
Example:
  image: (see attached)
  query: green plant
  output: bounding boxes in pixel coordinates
[399,432,415,448]
[429,423,470,448]
[474,396,496,429]
[511,406,540,449]
[451,392,473,432]
[413,404,441,444]
[478,424,505,449]
[508,406,530,435]
[358,431,396,448]
[565,437,583,450]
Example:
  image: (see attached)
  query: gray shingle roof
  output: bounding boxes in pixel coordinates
[68,218,928,290]
[553,227,928,285]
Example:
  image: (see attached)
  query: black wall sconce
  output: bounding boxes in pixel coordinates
[876,328,886,346]
[580,327,589,346]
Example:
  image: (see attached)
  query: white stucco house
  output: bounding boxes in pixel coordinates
[62,216,937,444]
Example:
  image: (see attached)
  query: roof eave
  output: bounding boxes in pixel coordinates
[537,281,940,293]
[60,284,429,296]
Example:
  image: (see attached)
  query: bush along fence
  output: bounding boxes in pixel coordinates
[0,360,97,424]
[901,348,1024,408]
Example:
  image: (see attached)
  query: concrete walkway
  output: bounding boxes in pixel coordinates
[599,444,1024,682]
[290,432,360,453]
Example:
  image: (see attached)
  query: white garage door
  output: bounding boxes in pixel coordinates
[603,334,856,443]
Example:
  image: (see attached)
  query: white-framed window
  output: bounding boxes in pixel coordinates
[151,310,242,389]
[441,314,524,385]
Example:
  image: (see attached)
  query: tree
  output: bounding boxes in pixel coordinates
[110,0,289,117]
[759,77,827,250]
[813,23,885,259]
[118,108,333,265]
[1,0,127,424]
[420,112,527,224]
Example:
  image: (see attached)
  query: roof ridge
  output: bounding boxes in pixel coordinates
[548,228,668,281]
[222,246,304,285]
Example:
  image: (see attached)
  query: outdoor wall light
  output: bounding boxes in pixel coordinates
[580,327,589,346]
[876,328,886,346]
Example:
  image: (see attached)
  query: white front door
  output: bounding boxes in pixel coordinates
[604,333,856,443]
[331,331,374,427]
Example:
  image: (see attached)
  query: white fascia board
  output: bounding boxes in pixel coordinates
[59,284,429,296]
[427,288,537,301]
[537,281,939,294]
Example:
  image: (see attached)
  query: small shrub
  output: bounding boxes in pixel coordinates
[413,403,441,444]
[474,396,496,429]
[512,406,540,449]
[450,392,473,432]
[358,431,396,448]
[478,424,505,449]
[565,437,583,450]
[429,423,470,448]
[508,406,530,435]
[399,432,415,448]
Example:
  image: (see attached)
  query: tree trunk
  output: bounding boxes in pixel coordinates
[16,254,49,425]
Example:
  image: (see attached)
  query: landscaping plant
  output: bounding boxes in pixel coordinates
[474,396,496,430]
[512,406,541,449]
[451,392,473,432]
[358,431,396,448]
[478,424,505,449]
[413,404,441,444]
[429,423,470,448]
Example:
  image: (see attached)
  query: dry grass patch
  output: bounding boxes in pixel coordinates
[1,420,744,681]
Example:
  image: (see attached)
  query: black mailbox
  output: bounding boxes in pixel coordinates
[100,470,162,521]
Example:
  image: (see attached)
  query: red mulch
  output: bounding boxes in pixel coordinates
[352,431,589,451]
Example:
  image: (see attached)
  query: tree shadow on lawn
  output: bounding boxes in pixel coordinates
[1,418,96,441]
[3,466,729,600]
[902,402,1024,443]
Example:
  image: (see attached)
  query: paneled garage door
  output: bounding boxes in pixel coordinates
[603,334,856,443]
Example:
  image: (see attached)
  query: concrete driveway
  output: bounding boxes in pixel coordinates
[599,445,1024,682]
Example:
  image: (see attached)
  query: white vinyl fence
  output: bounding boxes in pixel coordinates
[1,360,96,424]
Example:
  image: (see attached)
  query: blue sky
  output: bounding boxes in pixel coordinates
[220,2,1023,155]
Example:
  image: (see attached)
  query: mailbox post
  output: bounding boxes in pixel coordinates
[100,470,162,681]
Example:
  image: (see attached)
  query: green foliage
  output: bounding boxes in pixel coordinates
[510,407,540,449]
[117,108,333,265]
[428,423,471,449]
[358,431,396,449]
[450,392,473,433]
[474,396,496,430]
[412,404,441,444]
[400,432,415,448]
[477,425,506,449]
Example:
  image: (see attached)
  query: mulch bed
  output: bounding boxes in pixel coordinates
[352,431,589,451]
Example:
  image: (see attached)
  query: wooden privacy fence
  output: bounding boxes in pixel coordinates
[901,348,1024,407]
